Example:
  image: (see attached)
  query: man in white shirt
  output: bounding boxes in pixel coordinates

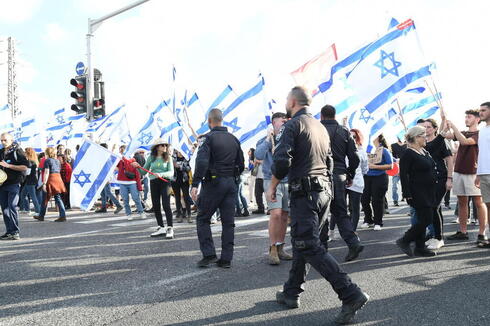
[476,102,490,248]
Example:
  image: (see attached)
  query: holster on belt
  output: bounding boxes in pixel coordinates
[289,176,330,197]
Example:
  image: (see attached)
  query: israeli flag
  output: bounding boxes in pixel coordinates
[46,121,71,147]
[221,75,271,150]
[344,19,431,115]
[348,80,440,146]
[97,105,127,142]
[52,108,67,125]
[0,104,14,133]
[70,139,120,211]
[158,104,189,158]
[195,85,234,136]
[125,100,174,156]
[62,114,87,143]
[86,105,125,139]
[15,116,46,152]
[99,112,132,145]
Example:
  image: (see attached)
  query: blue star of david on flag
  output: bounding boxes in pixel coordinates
[223,117,241,133]
[138,132,153,145]
[56,115,65,124]
[374,50,401,78]
[359,108,374,124]
[73,170,92,187]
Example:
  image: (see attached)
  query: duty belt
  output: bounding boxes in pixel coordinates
[289,176,330,199]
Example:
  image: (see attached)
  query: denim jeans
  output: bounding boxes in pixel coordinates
[39,192,66,218]
[0,183,20,235]
[119,183,143,216]
[347,190,362,231]
[391,175,400,202]
[142,177,149,201]
[101,183,122,208]
[235,181,248,212]
[20,184,40,213]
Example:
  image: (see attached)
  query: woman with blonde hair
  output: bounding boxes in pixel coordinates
[396,126,438,257]
[19,148,40,215]
[35,147,66,222]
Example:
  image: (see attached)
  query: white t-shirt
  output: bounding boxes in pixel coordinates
[346,147,369,194]
[477,124,490,175]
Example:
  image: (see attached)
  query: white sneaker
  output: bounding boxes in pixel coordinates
[328,229,336,241]
[140,212,147,220]
[210,216,218,224]
[373,225,382,231]
[425,238,436,247]
[127,215,134,221]
[166,227,174,239]
[360,223,371,229]
[150,226,166,237]
[427,239,444,250]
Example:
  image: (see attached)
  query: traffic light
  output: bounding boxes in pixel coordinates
[70,76,87,114]
[93,80,105,118]
[93,98,105,118]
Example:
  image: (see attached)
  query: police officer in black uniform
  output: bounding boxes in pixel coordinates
[191,109,244,269]
[320,104,364,262]
[267,87,369,324]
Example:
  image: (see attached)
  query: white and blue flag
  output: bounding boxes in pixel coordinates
[125,100,176,156]
[344,19,431,118]
[70,139,120,211]
[0,104,14,133]
[15,116,45,152]
[195,85,235,136]
[221,75,271,150]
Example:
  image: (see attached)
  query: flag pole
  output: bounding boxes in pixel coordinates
[394,98,408,132]
[424,79,444,116]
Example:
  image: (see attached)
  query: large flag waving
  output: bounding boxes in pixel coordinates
[345,19,431,117]
[70,139,120,211]
[221,75,271,150]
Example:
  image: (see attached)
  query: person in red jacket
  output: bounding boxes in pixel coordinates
[117,155,146,221]
[58,154,72,209]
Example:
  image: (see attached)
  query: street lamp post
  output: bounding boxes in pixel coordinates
[85,0,151,121]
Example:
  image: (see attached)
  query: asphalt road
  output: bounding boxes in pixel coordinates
[1,198,489,326]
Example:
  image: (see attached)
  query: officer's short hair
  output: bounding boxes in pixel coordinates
[208,108,223,123]
[320,105,336,119]
[290,86,311,106]
[271,112,286,121]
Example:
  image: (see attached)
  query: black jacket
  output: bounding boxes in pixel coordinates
[0,144,29,186]
[399,149,438,208]
[320,120,359,179]
[272,108,333,182]
[192,126,244,187]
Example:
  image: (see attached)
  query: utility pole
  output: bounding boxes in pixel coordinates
[7,37,20,119]
[86,0,151,121]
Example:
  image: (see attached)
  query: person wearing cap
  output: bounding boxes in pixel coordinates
[133,138,175,238]
[191,109,245,269]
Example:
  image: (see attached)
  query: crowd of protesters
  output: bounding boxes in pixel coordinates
[1,103,490,259]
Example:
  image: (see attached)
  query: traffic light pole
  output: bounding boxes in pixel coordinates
[85,0,151,121]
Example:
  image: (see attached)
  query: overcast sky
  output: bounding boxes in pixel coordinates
[1,0,488,130]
